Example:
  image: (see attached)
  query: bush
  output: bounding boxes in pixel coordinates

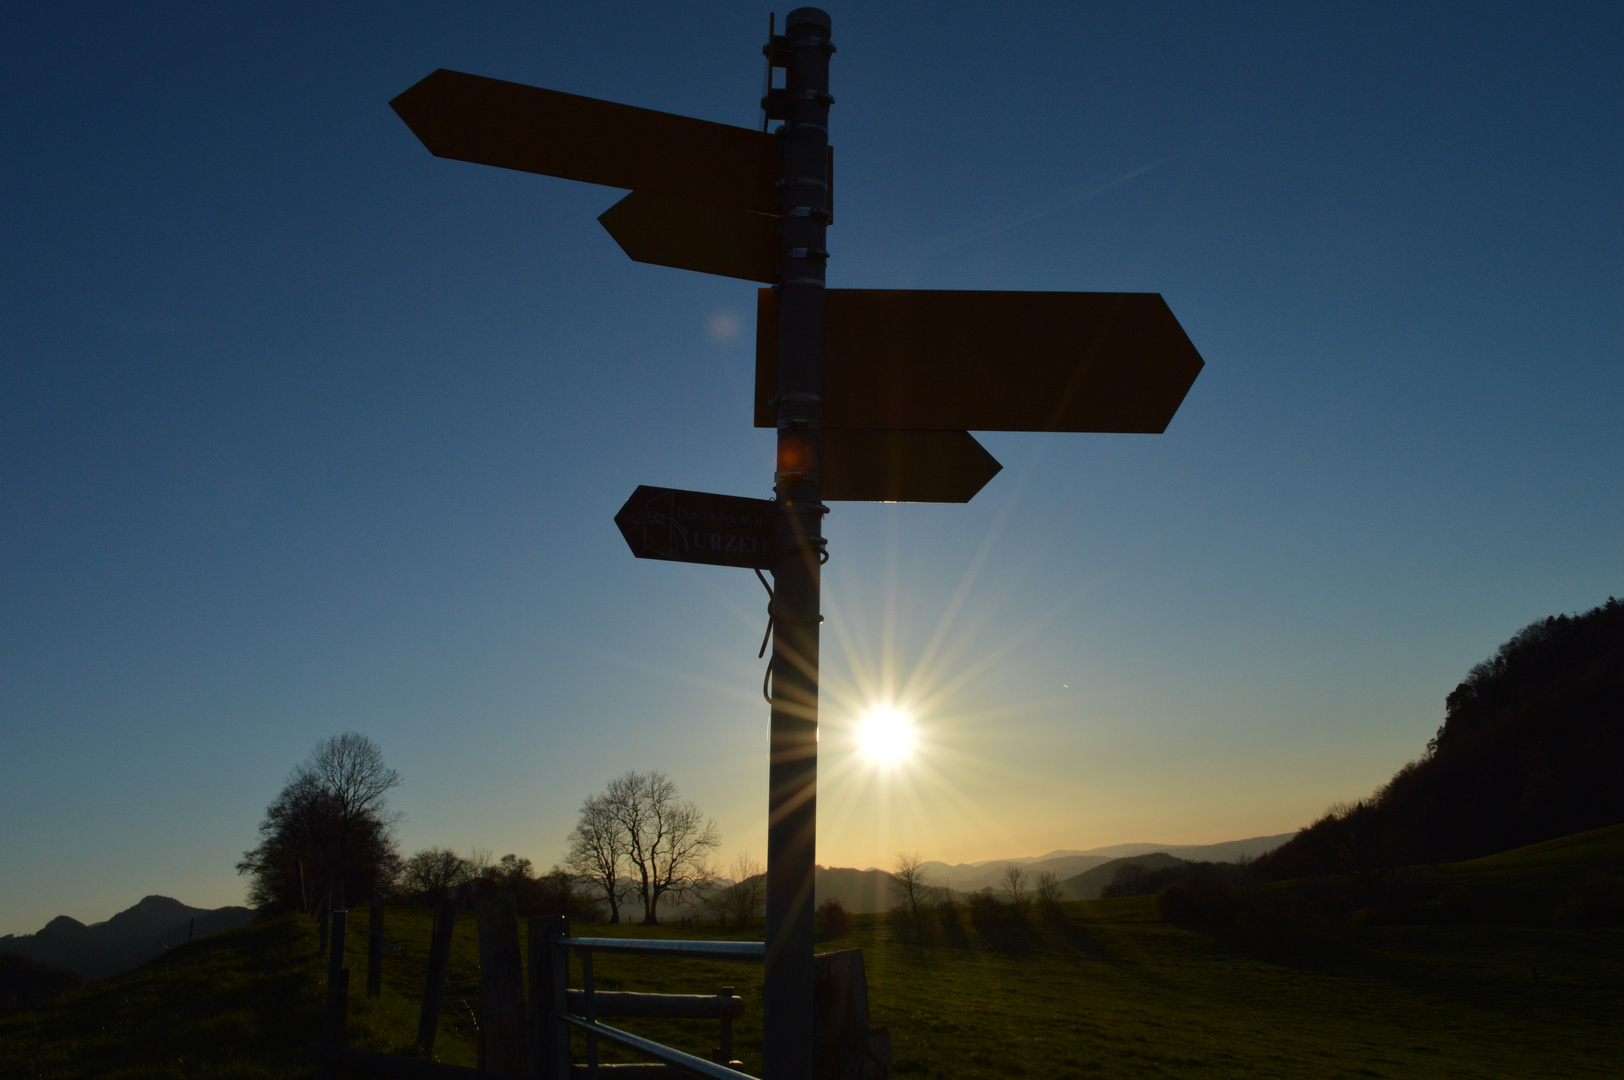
[816,898,854,939]
[1155,881,1237,925]
[967,889,1020,928]
[929,896,970,946]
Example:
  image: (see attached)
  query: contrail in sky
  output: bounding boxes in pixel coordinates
[927,158,1174,253]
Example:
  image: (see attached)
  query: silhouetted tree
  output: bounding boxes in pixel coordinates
[1001,865,1030,907]
[586,771,719,924]
[565,793,636,923]
[710,852,766,929]
[1034,870,1064,918]
[237,733,403,913]
[890,852,934,938]
[399,847,472,904]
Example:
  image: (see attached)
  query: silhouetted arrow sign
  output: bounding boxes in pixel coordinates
[600,192,777,283]
[614,486,774,570]
[755,289,1205,433]
[823,430,1001,502]
[391,69,780,214]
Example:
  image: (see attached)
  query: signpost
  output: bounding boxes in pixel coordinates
[391,9,1204,1079]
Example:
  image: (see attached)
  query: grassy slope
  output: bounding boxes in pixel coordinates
[1431,821,1624,895]
[4,828,1622,1079]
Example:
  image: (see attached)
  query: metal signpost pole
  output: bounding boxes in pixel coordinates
[765,9,832,1080]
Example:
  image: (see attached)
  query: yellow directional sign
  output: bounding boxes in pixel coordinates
[823,429,1002,503]
[599,192,777,283]
[755,289,1204,433]
[391,69,780,214]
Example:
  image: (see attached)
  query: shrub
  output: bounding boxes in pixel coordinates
[929,896,970,946]
[816,898,855,939]
[967,889,1017,928]
[1155,880,1237,925]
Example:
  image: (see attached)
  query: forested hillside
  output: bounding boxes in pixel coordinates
[1257,597,1624,881]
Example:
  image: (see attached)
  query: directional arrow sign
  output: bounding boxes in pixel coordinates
[599,192,777,283]
[614,486,774,570]
[391,69,780,214]
[823,429,1001,502]
[755,289,1205,433]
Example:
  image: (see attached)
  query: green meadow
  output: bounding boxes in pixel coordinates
[4,826,1622,1079]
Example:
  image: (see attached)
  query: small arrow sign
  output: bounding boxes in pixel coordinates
[614,486,774,570]
[600,192,777,283]
[391,69,780,214]
[824,429,1002,503]
[756,289,1204,433]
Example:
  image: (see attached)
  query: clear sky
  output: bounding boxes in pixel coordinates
[3,2,1620,935]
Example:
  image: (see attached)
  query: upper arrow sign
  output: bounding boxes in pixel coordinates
[391,69,780,214]
[755,289,1204,433]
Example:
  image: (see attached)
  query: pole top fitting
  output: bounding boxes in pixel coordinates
[786,8,831,31]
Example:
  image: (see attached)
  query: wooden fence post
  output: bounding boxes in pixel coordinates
[525,917,548,1079]
[476,892,526,1077]
[814,949,892,1080]
[416,899,458,1052]
[323,908,349,1046]
[367,897,384,998]
[317,875,332,951]
[713,986,736,1065]
[548,916,571,1080]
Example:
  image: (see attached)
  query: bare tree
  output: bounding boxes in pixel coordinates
[565,793,635,923]
[890,852,934,936]
[711,852,766,929]
[1034,870,1063,907]
[596,771,720,924]
[1001,864,1029,907]
[400,847,472,904]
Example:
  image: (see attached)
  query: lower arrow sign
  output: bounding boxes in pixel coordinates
[599,191,777,283]
[824,429,1001,502]
[614,486,774,569]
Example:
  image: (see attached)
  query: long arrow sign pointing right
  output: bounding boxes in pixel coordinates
[755,288,1205,434]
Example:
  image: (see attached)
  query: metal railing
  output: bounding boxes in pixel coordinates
[550,930,764,1080]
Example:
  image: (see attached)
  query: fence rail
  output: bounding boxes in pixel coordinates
[560,1014,754,1080]
[567,990,745,1020]
[565,938,765,962]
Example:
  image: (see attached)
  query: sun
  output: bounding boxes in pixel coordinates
[857,706,916,765]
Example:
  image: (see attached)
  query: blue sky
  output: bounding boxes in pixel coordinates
[3,1,1620,934]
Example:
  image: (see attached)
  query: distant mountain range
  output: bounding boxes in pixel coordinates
[915,833,1295,894]
[813,833,1295,913]
[0,895,253,981]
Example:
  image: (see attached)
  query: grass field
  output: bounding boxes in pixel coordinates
[4,828,1622,1078]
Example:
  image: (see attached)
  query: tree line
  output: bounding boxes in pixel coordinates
[237,737,759,924]
[1253,596,1624,886]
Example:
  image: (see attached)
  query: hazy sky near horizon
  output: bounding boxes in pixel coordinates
[3,2,1621,935]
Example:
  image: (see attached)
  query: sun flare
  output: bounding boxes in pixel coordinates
[857,706,916,765]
